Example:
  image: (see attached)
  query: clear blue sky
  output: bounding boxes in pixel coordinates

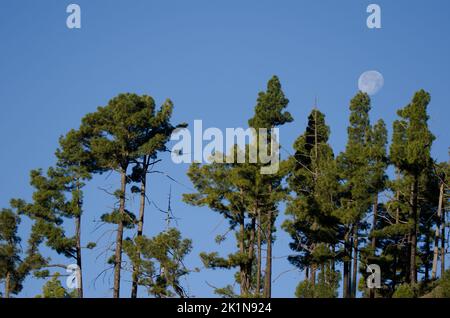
[0,0,449,297]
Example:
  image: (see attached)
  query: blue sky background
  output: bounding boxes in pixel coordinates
[0,0,449,298]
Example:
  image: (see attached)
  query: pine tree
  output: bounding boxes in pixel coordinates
[80,93,167,298]
[184,159,253,296]
[283,108,341,298]
[390,90,435,284]
[11,166,96,295]
[337,92,374,298]
[247,75,293,297]
[54,128,96,298]
[127,99,187,298]
[360,119,388,298]
[184,76,292,298]
[418,166,440,282]
[0,208,29,298]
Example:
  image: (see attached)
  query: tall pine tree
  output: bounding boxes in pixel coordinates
[80,93,163,297]
[390,90,435,284]
[283,108,341,298]
[337,92,373,298]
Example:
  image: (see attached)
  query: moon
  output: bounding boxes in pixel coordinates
[358,70,384,95]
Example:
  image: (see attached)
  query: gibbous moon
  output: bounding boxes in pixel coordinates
[358,70,384,95]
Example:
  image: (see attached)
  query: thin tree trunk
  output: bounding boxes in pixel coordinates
[343,231,350,298]
[310,262,316,285]
[352,225,358,298]
[432,182,444,279]
[5,271,11,299]
[392,251,398,291]
[75,213,83,298]
[331,245,336,272]
[347,234,353,298]
[264,209,272,298]
[311,109,318,288]
[113,169,127,298]
[406,233,411,284]
[239,213,247,296]
[393,195,400,290]
[441,196,446,277]
[256,207,262,296]
[320,263,325,285]
[410,178,419,284]
[372,194,378,251]
[247,217,256,295]
[131,159,148,298]
[73,179,83,298]
[432,183,443,280]
[424,228,431,282]
[369,196,377,297]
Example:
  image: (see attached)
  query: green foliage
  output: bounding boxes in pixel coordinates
[295,268,340,298]
[86,242,96,249]
[424,270,450,298]
[214,285,238,298]
[435,270,450,298]
[247,75,293,130]
[390,90,435,177]
[100,209,136,228]
[392,283,416,298]
[11,168,78,267]
[0,208,29,297]
[35,273,75,298]
[337,92,374,226]
[80,94,182,173]
[123,228,192,298]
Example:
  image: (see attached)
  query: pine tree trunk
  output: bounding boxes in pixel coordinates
[343,231,350,298]
[75,213,83,298]
[131,160,147,298]
[256,207,262,296]
[369,196,376,298]
[331,245,336,272]
[372,195,378,250]
[239,213,247,296]
[406,232,411,284]
[263,209,272,298]
[352,225,358,298]
[441,193,446,277]
[5,271,11,298]
[310,262,316,285]
[432,183,444,279]
[311,109,318,289]
[410,178,419,284]
[432,182,444,279]
[347,234,353,298]
[113,169,127,298]
[392,251,398,291]
[247,218,256,295]
[424,228,431,281]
